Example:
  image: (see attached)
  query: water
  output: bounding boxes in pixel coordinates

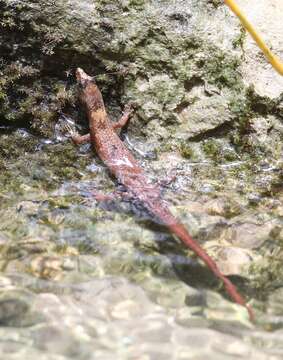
[0,128,282,358]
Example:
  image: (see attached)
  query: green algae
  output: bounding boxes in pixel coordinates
[0,138,91,196]
[0,0,242,135]
[204,49,242,89]
[1,0,281,162]
[178,141,194,159]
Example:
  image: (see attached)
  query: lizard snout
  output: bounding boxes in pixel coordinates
[76,68,94,87]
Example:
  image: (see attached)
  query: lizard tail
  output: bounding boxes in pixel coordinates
[143,196,254,320]
[166,221,254,321]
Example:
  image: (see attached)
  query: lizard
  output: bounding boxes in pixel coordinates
[71,67,254,321]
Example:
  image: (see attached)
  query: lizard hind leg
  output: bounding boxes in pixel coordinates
[80,189,132,210]
[71,133,91,145]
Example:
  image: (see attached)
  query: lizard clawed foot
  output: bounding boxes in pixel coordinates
[63,124,89,145]
[113,103,135,131]
[61,122,89,145]
[56,114,89,145]
[123,103,134,114]
[78,191,115,207]
[55,114,80,142]
[62,123,79,138]
[79,188,132,207]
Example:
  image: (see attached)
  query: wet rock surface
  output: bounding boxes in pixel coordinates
[0,0,283,358]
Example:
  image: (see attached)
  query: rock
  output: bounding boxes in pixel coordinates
[177,92,232,138]
[215,246,253,275]
[237,0,283,98]
[225,222,274,249]
[0,289,38,327]
[205,198,242,218]
[0,0,245,138]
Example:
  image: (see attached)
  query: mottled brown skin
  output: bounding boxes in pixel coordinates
[74,68,254,321]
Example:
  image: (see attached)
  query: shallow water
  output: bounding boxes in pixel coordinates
[0,128,282,359]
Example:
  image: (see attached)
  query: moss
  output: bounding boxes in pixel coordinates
[207,0,222,7]
[0,0,94,133]
[202,139,220,160]
[0,130,94,196]
[204,47,242,89]
[227,85,283,159]
[178,141,193,159]
[0,131,38,159]
[0,0,242,136]
[201,138,236,163]
[232,27,246,50]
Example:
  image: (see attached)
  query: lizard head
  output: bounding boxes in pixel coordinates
[76,68,96,88]
[76,68,105,113]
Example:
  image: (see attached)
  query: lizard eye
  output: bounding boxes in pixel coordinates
[80,77,96,89]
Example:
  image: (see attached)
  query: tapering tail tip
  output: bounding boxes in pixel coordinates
[166,222,255,322]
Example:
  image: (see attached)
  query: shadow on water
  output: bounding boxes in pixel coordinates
[145,219,255,302]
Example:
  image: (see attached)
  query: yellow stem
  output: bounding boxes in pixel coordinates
[224,0,283,75]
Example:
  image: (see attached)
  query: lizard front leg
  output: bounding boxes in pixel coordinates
[61,121,91,145]
[112,104,133,130]
[68,104,133,143]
